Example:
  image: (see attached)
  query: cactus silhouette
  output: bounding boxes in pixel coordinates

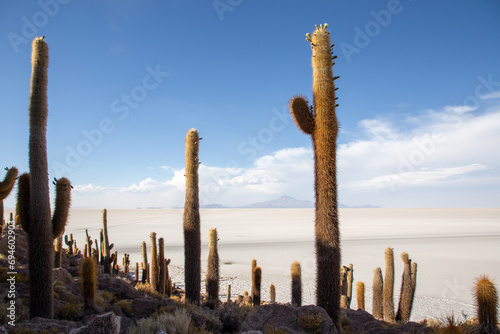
[206,228,220,307]
[396,252,416,322]
[227,284,231,302]
[383,247,395,322]
[475,275,499,333]
[252,266,262,306]
[64,234,75,255]
[356,281,365,311]
[101,209,113,274]
[251,259,257,299]
[0,167,18,224]
[123,253,130,275]
[289,23,340,323]
[81,256,98,312]
[183,128,201,305]
[372,267,384,320]
[23,37,72,318]
[347,264,354,308]
[291,261,302,307]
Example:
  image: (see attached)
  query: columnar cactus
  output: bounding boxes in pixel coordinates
[270,284,276,303]
[206,228,220,306]
[475,275,498,333]
[134,262,139,283]
[340,266,349,309]
[81,256,97,311]
[183,128,201,305]
[158,238,166,294]
[252,266,262,306]
[141,240,149,284]
[227,284,231,302]
[64,234,75,255]
[123,253,130,275]
[347,264,354,308]
[150,232,159,291]
[101,209,114,275]
[291,261,302,307]
[251,259,257,300]
[356,281,365,311]
[372,267,384,320]
[396,252,415,322]
[54,235,63,268]
[0,167,18,224]
[383,247,395,322]
[289,23,340,323]
[23,37,72,319]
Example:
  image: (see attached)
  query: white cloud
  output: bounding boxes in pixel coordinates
[63,101,500,208]
[480,90,500,100]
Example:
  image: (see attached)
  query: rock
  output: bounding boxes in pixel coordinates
[53,267,74,284]
[132,297,161,318]
[241,304,337,334]
[69,312,120,334]
[0,226,28,260]
[98,274,141,300]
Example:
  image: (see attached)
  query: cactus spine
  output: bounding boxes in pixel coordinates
[25,37,72,319]
[291,261,302,307]
[356,281,365,311]
[396,252,415,322]
[252,266,262,306]
[206,228,220,306]
[81,256,97,311]
[372,267,384,320]
[289,23,340,323]
[0,167,18,224]
[183,128,201,305]
[383,247,395,322]
[475,275,498,333]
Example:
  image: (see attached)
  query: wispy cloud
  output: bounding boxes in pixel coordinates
[480,90,500,100]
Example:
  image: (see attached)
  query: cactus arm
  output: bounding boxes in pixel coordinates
[16,173,31,233]
[52,177,71,238]
[0,167,18,198]
[290,96,315,135]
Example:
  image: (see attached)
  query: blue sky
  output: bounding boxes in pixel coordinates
[1,0,499,208]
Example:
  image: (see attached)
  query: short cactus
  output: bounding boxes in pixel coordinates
[356,281,365,311]
[289,23,341,323]
[475,275,498,333]
[347,264,354,308]
[0,167,19,224]
[150,232,159,291]
[270,284,276,303]
[227,284,231,302]
[64,234,75,255]
[123,253,130,275]
[252,266,262,306]
[383,247,395,322]
[141,241,149,283]
[291,261,302,307]
[134,262,139,283]
[183,128,201,305]
[206,228,220,306]
[158,238,166,294]
[80,256,98,312]
[54,235,63,268]
[372,267,384,320]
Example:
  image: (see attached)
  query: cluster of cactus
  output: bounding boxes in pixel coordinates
[64,233,76,255]
[123,253,130,275]
[290,23,340,324]
[371,247,417,323]
[144,232,171,295]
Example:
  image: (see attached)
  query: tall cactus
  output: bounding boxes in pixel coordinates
[23,37,72,319]
[158,238,166,294]
[289,23,340,323]
[101,209,114,275]
[206,228,220,307]
[150,232,159,291]
[291,261,302,307]
[183,128,201,305]
[383,247,395,322]
[141,240,149,284]
[252,266,262,306]
[0,167,19,224]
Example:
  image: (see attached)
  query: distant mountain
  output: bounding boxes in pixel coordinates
[244,196,314,208]
[200,204,228,209]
